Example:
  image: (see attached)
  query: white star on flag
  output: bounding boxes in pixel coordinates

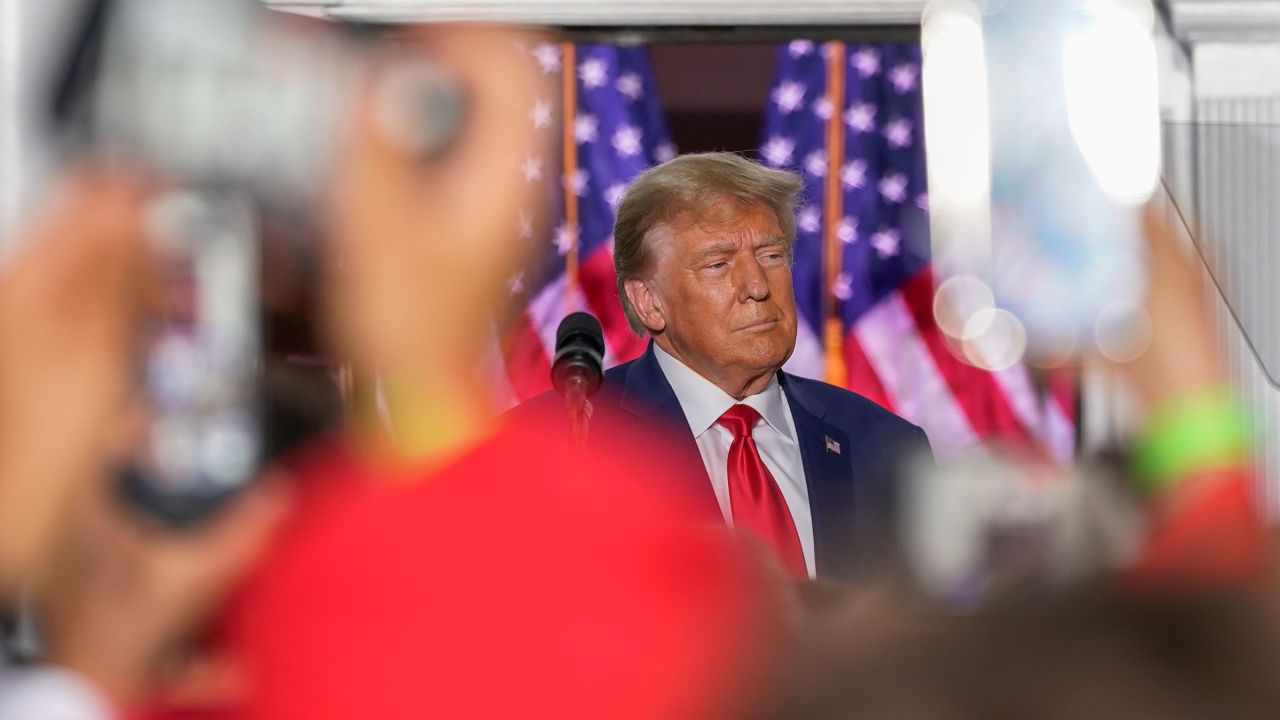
[612,124,643,158]
[788,40,815,58]
[574,114,599,144]
[530,99,552,129]
[797,207,821,234]
[568,168,590,196]
[518,211,534,239]
[532,44,561,74]
[803,150,827,177]
[834,272,854,301]
[761,135,796,167]
[812,97,834,120]
[837,216,858,244]
[521,156,543,182]
[579,58,609,89]
[879,173,908,203]
[553,222,578,255]
[844,103,877,133]
[605,183,628,210]
[616,72,644,100]
[916,193,930,210]
[507,270,526,295]
[771,81,807,114]
[851,48,881,77]
[870,228,902,257]
[889,64,919,93]
[884,118,913,148]
[841,159,868,189]
[654,141,677,163]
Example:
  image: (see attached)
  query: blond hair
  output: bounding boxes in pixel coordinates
[613,152,804,334]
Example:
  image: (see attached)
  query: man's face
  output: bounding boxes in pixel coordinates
[645,200,797,396]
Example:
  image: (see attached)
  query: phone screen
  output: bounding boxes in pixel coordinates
[923,0,1159,367]
[121,191,262,526]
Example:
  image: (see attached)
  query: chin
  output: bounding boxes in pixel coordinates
[729,336,792,373]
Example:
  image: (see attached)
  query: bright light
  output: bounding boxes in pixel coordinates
[962,308,1028,371]
[923,1,991,209]
[1062,3,1161,204]
[934,274,995,339]
[1094,299,1152,363]
[922,0,993,280]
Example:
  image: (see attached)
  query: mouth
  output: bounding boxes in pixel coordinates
[735,318,780,332]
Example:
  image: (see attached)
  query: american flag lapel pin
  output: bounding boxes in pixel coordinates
[824,436,841,455]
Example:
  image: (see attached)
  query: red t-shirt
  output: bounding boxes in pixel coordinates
[155,411,774,720]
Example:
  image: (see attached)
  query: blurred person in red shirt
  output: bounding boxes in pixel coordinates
[82,24,780,720]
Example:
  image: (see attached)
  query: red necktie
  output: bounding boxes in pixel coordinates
[717,405,807,578]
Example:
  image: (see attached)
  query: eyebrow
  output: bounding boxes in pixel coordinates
[691,235,789,265]
[692,241,741,264]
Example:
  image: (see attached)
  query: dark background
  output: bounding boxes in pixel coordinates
[649,43,777,156]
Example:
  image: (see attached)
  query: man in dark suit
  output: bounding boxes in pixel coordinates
[515,152,931,582]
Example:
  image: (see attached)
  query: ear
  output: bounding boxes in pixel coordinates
[624,278,666,334]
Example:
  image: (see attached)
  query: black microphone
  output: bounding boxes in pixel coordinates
[551,311,605,400]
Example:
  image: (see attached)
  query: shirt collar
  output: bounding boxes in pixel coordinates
[651,342,794,442]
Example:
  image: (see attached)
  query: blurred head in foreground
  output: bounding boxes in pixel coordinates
[143,25,787,720]
[763,586,1280,720]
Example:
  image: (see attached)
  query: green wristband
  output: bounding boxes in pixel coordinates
[1131,388,1251,495]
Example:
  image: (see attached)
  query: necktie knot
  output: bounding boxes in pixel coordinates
[716,404,762,439]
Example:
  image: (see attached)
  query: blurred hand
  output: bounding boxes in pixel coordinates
[1120,206,1225,408]
[36,479,289,709]
[324,27,552,384]
[0,171,151,593]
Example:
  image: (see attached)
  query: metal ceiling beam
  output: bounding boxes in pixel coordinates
[1168,0,1280,42]
[264,0,929,26]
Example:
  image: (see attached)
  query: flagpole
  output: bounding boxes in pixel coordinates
[822,41,848,388]
[561,41,580,316]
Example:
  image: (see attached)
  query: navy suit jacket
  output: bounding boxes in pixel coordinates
[511,342,932,581]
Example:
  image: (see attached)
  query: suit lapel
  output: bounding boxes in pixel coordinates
[617,343,721,519]
[780,372,856,579]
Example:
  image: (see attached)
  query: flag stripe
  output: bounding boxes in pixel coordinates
[897,269,1041,451]
[578,243,649,367]
[842,334,894,412]
[851,288,979,457]
[782,315,825,379]
[501,311,553,400]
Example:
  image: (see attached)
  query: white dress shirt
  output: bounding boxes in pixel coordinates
[652,344,816,578]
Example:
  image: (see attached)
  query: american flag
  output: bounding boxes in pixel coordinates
[764,40,1075,460]
[495,42,674,404]
[495,40,1075,462]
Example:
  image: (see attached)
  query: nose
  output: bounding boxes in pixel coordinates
[736,257,770,303]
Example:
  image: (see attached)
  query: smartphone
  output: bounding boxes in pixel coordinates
[923,0,1159,367]
[119,191,262,526]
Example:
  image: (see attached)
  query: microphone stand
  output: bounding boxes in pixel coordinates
[563,373,594,451]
